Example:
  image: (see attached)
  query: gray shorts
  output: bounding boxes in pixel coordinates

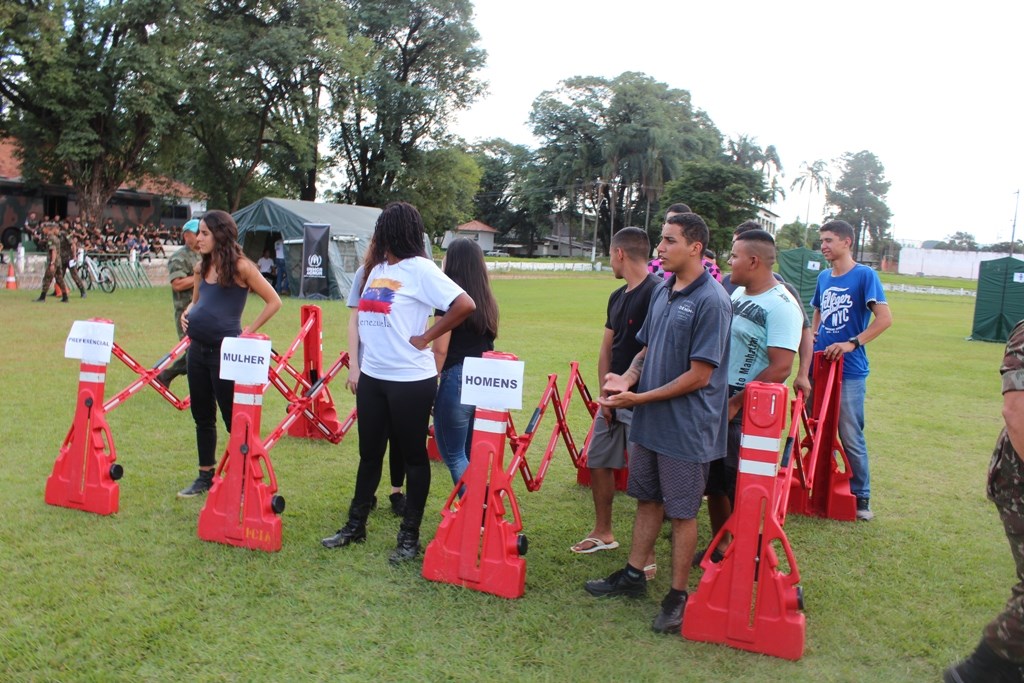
[626,442,710,520]
[586,409,631,469]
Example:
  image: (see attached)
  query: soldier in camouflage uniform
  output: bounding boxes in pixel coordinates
[35,222,65,303]
[155,219,201,388]
[946,319,1024,683]
[59,225,87,298]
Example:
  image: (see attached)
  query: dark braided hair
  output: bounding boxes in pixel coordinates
[361,202,429,289]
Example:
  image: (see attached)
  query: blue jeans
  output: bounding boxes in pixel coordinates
[274,257,288,293]
[838,376,870,500]
[433,363,476,485]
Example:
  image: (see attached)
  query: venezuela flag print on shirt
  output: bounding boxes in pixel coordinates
[359,277,401,314]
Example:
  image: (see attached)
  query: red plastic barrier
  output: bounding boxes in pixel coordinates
[423,352,528,598]
[45,359,122,515]
[427,424,442,461]
[198,368,284,552]
[422,405,527,599]
[683,381,805,660]
[423,357,600,598]
[284,305,341,439]
[785,353,857,522]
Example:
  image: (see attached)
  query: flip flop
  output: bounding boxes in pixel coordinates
[570,537,620,554]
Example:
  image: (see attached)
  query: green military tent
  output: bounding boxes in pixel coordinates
[232,198,381,299]
[777,247,829,318]
[970,256,1024,342]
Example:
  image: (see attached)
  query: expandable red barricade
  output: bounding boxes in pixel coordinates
[422,404,527,599]
[107,336,192,412]
[282,305,341,439]
[198,360,285,553]
[683,381,805,660]
[46,317,191,515]
[45,359,123,515]
[785,353,857,522]
[423,357,595,598]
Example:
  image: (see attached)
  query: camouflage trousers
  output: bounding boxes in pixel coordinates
[984,443,1024,662]
[64,259,86,293]
[39,259,64,297]
[164,307,190,380]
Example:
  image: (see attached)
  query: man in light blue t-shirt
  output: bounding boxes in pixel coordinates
[697,229,803,565]
[810,220,893,521]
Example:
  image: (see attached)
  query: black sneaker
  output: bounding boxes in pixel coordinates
[177,471,214,498]
[692,545,725,568]
[652,591,688,634]
[856,497,874,521]
[584,567,647,598]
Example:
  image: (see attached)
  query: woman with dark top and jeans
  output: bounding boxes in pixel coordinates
[177,210,281,498]
[431,237,499,486]
[322,202,475,564]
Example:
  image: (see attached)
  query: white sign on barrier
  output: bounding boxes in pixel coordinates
[807,261,821,271]
[65,320,115,364]
[219,337,272,385]
[461,356,525,410]
[1014,272,1024,283]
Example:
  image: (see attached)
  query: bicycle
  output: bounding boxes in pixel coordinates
[75,251,117,293]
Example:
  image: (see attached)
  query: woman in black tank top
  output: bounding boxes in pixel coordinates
[176,210,281,498]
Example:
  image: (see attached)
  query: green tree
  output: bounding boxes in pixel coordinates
[825,150,892,259]
[393,145,481,238]
[984,240,1024,253]
[470,138,535,234]
[662,161,770,253]
[776,220,812,250]
[528,76,610,250]
[328,0,485,207]
[0,0,192,222]
[943,231,978,251]
[727,135,784,203]
[790,159,831,246]
[529,72,722,254]
[174,0,351,211]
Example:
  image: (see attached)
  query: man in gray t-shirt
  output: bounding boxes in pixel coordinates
[585,212,732,636]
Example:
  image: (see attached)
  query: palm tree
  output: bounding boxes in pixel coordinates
[790,160,832,245]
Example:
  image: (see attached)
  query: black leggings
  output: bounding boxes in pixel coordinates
[187,339,234,468]
[353,373,437,514]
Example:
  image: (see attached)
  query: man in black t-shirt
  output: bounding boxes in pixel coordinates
[571,227,660,565]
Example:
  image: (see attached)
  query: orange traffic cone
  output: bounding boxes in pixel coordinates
[5,262,16,290]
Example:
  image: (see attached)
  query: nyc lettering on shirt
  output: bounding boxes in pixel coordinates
[819,287,853,329]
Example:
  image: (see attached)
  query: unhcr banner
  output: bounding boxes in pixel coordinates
[300,223,330,299]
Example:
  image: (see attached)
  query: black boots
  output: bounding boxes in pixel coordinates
[321,499,373,548]
[388,507,424,565]
[944,638,1022,683]
[177,469,215,498]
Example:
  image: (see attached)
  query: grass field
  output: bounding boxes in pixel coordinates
[0,279,1012,682]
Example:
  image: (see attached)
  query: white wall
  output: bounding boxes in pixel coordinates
[897,248,1023,279]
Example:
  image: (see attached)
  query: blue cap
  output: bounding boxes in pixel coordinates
[183,219,200,233]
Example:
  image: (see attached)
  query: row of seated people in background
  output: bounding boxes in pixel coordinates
[21,212,192,257]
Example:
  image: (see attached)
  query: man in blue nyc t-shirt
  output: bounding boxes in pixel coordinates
[811,220,893,521]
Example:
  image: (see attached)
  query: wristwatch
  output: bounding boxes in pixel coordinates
[848,336,862,348]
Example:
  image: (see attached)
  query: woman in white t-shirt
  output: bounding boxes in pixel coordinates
[322,202,475,564]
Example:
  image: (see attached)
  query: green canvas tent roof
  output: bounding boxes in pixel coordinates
[232,198,381,298]
[970,256,1024,343]
[777,247,829,318]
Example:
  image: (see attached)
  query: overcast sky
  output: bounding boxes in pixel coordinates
[453,0,1023,245]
